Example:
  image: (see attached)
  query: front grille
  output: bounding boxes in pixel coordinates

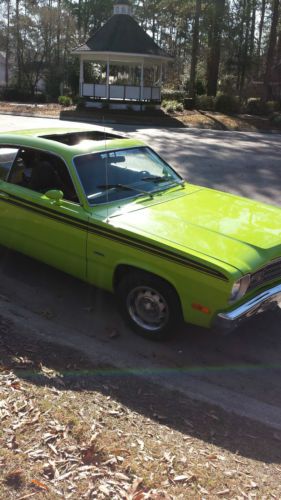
[249,258,281,291]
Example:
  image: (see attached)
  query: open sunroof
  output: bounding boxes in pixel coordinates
[40,131,127,146]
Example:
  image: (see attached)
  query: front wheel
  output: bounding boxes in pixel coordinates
[116,272,182,340]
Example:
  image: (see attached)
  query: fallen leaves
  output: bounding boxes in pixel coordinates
[0,333,280,500]
[30,478,49,490]
[5,469,24,488]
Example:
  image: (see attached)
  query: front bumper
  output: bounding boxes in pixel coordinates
[214,283,281,333]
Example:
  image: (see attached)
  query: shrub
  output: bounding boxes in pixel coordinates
[162,100,183,113]
[195,80,206,96]
[246,98,265,115]
[183,79,206,96]
[76,97,88,110]
[246,98,280,115]
[195,95,215,111]
[58,95,72,107]
[161,89,185,103]
[215,94,240,114]
[265,100,280,114]
[270,112,281,126]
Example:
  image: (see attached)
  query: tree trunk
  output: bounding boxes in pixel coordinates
[249,0,257,58]
[56,0,61,65]
[207,0,226,96]
[239,0,251,97]
[15,0,21,89]
[257,0,266,58]
[264,0,280,100]
[189,0,201,98]
[5,0,10,87]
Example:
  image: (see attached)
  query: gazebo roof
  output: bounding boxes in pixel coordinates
[73,13,172,61]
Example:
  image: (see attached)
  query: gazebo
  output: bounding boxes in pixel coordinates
[72,0,172,110]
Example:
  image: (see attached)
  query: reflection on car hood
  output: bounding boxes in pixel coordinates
[109,186,281,274]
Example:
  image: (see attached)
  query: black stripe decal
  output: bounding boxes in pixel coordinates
[0,193,228,281]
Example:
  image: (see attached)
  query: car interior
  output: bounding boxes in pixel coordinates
[7,148,79,203]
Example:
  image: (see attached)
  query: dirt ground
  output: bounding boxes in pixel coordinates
[1,316,281,499]
[0,101,280,132]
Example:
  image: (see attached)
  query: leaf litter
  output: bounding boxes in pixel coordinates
[0,320,281,499]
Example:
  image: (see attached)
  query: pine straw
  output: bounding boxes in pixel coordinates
[169,110,281,132]
[1,102,280,133]
[0,102,73,117]
[0,317,281,499]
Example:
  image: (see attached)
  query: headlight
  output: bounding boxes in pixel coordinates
[230,275,251,303]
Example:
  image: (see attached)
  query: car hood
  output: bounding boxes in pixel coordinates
[107,186,281,275]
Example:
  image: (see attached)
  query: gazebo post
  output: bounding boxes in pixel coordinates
[79,57,84,97]
[140,62,144,101]
[160,63,163,84]
[106,60,110,99]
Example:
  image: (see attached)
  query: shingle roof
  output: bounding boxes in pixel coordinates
[73,14,172,59]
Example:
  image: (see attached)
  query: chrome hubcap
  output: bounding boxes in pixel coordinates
[127,286,169,331]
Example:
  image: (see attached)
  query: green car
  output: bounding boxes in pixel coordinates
[0,128,280,340]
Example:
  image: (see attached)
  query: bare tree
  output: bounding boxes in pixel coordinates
[264,0,280,100]
[5,0,11,87]
[257,0,266,58]
[189,0,201,98]
[207,0,226,96]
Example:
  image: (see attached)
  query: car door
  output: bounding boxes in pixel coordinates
[0,146,88,281]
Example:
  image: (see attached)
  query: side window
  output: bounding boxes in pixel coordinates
[8,148,79,203]
[0,147,19,181]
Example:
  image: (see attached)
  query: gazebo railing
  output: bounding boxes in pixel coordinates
[81,83,161,101]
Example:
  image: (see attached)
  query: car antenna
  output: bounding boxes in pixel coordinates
[104,116,110,223]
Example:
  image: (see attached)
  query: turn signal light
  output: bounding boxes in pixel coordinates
[192,303,211,315]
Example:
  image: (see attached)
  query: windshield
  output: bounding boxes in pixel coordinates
[74,147,183,205]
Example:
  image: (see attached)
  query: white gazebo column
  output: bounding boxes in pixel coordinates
[106,60,110,99]
[159,63,163,85]
[140,62,144,101]
[79,57,84,97]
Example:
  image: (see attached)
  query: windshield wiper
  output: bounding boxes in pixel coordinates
[142,176,185,187]
[96,183,153,199]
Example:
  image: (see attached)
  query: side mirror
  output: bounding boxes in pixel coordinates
[45,189,64,204]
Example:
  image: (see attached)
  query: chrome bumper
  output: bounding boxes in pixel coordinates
[214,283,281,333]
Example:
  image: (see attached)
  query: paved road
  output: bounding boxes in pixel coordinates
[1,114,281,206]
[0,114,281,428]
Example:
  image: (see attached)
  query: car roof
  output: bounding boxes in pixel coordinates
[0,128,145,156]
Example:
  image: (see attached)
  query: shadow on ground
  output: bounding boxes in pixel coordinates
[130,128,281,207]
[1,247,281,466]
[1,317,281,466]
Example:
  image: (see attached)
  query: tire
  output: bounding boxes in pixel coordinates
[116,271,183,340]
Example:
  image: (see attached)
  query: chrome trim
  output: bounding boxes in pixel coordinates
[214,283,281,333]
[248,257,281,291]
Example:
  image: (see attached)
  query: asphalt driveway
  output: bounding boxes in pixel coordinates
[0,114,281,429]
